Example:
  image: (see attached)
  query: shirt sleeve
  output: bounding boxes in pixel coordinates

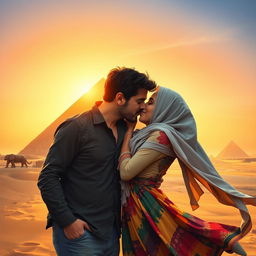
[119,130,171,181]
[37,119,81,228]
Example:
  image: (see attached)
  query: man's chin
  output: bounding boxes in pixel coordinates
[126,117,137,123]
[125,114,139,122]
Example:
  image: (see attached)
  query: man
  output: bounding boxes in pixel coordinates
[37,67,156,256]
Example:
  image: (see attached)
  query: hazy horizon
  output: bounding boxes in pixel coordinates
[1,77,256,157]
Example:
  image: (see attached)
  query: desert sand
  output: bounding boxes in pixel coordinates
[0,159,255,256]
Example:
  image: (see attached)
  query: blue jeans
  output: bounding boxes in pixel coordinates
[52,224,120,256]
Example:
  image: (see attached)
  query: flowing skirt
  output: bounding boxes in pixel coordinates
[122,179,241,256]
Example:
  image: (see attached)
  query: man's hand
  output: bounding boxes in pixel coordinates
[63,219,91,240]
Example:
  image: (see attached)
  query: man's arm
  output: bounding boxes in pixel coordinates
[37,120,80,228]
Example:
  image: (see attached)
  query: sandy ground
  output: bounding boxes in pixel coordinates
[0,159,255,256]
[0,166,55,256]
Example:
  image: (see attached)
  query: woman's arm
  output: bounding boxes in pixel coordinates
[119,148,164,181]
[119,127,171,181]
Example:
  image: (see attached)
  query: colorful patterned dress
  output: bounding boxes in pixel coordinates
[119,131,241,256]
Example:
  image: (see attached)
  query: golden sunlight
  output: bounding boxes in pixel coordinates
[73,78,101,101]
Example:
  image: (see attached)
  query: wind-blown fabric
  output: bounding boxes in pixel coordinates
[121,87,256,255]
[129,87,256,238]
[122,176,240,256]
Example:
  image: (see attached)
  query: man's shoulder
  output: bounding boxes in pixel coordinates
[54,110,93,136]
[74,109,93,125]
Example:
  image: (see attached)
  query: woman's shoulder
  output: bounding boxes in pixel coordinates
[147,130,171,145]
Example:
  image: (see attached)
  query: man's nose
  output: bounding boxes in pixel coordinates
[140,102,146,109]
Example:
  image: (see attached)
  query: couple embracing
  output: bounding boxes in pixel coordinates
[38,67,255,256]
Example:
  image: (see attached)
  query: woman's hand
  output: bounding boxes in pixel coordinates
[119,119,136,165]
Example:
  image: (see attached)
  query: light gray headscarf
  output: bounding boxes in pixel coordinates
[130,86,256,237]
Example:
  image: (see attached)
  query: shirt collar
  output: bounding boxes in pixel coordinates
[92,101,106,124]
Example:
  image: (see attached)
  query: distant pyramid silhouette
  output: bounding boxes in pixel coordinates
[19,78,105,157]
[217,141,249,160]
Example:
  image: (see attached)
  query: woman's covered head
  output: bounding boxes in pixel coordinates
[139,86,197,142]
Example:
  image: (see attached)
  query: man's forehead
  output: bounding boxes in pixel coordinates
[134,89,148,98]
[132,95,147,101]
[127,89,147,102]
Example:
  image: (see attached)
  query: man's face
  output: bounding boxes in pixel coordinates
[120,88,148,122]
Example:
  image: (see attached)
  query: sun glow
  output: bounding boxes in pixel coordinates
[72,78,102,101]
[1,1,255,155]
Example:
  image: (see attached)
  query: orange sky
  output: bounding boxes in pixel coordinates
[1,1,256,155]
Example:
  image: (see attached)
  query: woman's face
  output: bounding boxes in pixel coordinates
[139,92,158,125]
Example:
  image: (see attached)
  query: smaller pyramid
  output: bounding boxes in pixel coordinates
[217,141,249,160]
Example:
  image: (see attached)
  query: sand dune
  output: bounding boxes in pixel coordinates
[0,167,55,256]
[0,161,255,255]
[7,241,53,256]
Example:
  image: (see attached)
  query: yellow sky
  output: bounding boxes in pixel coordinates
[1,1,255,156]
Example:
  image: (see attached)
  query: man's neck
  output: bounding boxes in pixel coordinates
[98,101,121,128]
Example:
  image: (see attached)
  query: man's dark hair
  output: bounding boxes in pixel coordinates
[103,67,156,102]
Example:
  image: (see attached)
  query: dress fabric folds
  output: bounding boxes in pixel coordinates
[122,177,240,256]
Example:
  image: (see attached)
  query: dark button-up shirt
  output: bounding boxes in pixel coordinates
[37,104,127,239]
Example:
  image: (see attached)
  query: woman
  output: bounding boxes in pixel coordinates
[118,86,256,256]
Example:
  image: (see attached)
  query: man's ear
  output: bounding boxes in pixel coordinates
[115,92,126,106]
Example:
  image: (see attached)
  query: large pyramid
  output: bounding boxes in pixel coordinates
[19,79,105,157]
[216,140,249,160]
